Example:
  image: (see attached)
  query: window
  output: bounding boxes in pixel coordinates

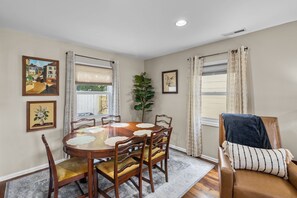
[201,60,227,126]
[75,64,113,118]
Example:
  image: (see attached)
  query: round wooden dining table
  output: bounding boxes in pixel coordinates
[62,122,162,198]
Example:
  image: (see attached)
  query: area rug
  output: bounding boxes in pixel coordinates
[5,149,214,198]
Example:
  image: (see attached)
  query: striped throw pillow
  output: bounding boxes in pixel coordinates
[222,141,293,179]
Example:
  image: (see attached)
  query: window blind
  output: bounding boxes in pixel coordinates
[75,64,113,85]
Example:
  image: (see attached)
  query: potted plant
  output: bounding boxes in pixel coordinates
[133,72,155,122]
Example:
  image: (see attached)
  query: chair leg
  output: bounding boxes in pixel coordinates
[53,189,58,198]
[165,158,168,182]
[148,163,155,193]
[47,177,52,198]
[115,181,120,198]
[139,173,143,198]
[94,171,98,198]
[75,181,85,195]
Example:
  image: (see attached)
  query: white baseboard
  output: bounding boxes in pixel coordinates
[201,154,218,163]
[169,144,218,163]
[169,144,187,153]
[0,159,65,182]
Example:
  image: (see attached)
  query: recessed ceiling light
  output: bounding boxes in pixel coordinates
[176,19,187,27]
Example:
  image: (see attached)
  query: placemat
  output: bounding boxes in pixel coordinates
[110,123,129,127]
[104,136,128,146]
[136,123,155,128]
[76,126,104,133]
[66,136,96,145]
[133,129,153,137]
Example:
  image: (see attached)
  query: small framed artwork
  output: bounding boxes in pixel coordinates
[27,101,56,132]
[22,56,59,96]
[162,70,178,94]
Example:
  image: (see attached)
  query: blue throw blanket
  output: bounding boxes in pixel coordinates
[222,113,272,149]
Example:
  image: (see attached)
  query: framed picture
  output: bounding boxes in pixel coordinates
[27,101,56,132]
[162,70,178,94]
[22,56,59,96]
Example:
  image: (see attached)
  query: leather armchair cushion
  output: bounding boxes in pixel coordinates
[234,170,297,198]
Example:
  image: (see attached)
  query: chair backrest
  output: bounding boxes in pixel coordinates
[219,114,282,148]
[114,135,147,178]
[148,127,173,161]
[71,118,96,132]
[155,114,172,128]
[101,115,121,125]
[41,134,58,184]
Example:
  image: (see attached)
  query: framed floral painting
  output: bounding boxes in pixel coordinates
[22,56,59,96]
[162,70,178,93]
[27,101,56,132]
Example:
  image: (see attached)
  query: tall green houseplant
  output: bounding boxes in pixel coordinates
[133,72,155,122]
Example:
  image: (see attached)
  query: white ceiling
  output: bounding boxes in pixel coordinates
[1,0,297,60]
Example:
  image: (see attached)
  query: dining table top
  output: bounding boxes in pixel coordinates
[62,122,162,157]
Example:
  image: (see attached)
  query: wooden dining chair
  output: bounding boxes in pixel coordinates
[101,115,121,125]
[155,114,172,160]
[70,118,96,132]
[155,114,172,128]
[136,127,173,193]
[94,135,147,198]
[41,134,88,198]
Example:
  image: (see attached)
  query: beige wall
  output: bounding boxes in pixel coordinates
[144,21,297,159]
[0,28,144,177]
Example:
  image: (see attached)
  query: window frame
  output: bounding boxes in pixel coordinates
[201,60,227,127]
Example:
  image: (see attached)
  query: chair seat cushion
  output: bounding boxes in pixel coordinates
[135,147,165,162]
[96,157,139,179]
[234,170,297,198]
[56,157,88,182]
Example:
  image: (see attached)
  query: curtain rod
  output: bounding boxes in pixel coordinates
[66,52,115,64]
[187,47,248,61]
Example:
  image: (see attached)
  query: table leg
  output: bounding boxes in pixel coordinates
[88,158,94,198]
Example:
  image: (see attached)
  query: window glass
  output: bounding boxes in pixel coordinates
[76,84,112,117]
[201,62,227,121]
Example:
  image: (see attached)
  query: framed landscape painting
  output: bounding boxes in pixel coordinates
[27,101,56,132]
[22,56,59,96]
[162,70,178,94]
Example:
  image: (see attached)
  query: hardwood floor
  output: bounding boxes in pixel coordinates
[183,167,219,198]
[0,167,219,198]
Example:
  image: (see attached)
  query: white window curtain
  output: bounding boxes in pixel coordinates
[111,61,120,115]
[227,46,248,113]
[63,51,76,136]
[186,56,203,157]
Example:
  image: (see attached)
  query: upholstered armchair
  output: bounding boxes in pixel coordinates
[218,115,297,198]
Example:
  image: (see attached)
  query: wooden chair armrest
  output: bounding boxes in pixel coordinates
[218,147,233,198]
[288,162,297,189]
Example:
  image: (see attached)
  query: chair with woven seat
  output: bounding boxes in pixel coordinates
[136,127,172,193]
[70,118,96,132]
[101,115,121,125]
[41,134,88,198]
[218,114,297,198]
[94,135,147,198]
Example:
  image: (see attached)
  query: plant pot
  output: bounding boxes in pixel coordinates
[40,119,44,125]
